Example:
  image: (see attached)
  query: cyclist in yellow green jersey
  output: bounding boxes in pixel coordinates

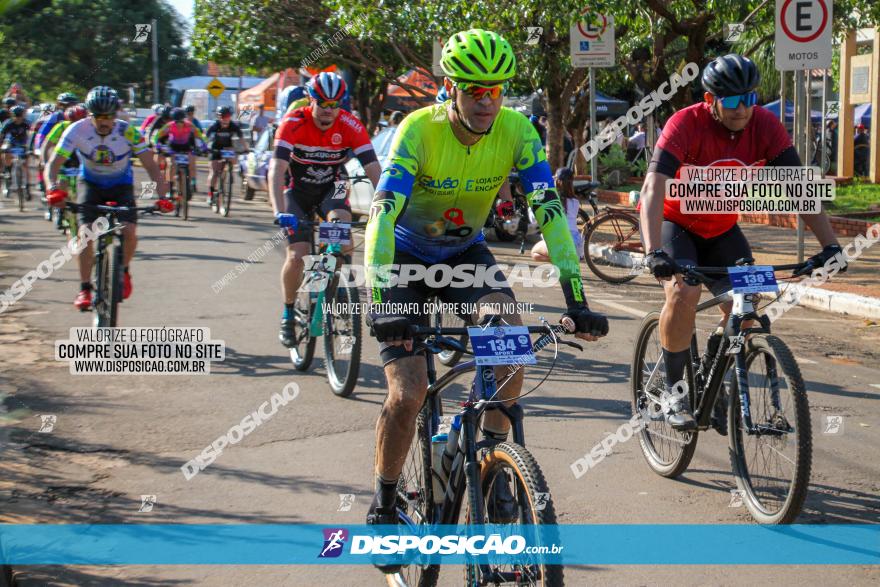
[362,29,610,566]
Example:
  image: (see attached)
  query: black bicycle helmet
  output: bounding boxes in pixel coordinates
[171,107,185,121]
[3,98,15,107]
[85,86,119,115]
[701,54,759,97]
[57,92,79,105]
[184,104,195,113]
[216,105,232,117]
[554,166,573,182]
[10,106,25,117]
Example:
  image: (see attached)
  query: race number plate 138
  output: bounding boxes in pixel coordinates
[468,325,535,366]
[728,265,778,294]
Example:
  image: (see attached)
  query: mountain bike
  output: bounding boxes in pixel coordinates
[285,217,367,398]
[631,260,811,524]
[3,146,27,211]
[211,148,240,217]
[168,151,193,220]
[575,181,643,284]
[62,200,171,327]
[394,318,583,586]
[56,167,80,236]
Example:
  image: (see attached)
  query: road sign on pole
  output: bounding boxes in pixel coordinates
[206,78,226,99]
[570,12,615,68]
[775,0,832,70]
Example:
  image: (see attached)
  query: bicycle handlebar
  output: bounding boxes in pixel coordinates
[63,201,167,215]
[677,262,807,286]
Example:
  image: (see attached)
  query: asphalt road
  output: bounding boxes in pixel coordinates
[0,166,878,586]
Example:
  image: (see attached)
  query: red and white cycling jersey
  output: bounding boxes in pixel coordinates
[273,107,376,197]
[657,102,792,238]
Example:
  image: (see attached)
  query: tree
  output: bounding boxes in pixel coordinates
[0,0,196,104]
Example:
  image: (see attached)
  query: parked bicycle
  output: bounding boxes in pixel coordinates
[62,199,172,327]
[283,217,367,398]
[574,181,644,284]
[394,317,583,586]
[2,146,28,211]
[631,260,811,523]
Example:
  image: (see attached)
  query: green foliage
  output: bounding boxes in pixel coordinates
[0,0,196,104]
[598,143,632,188]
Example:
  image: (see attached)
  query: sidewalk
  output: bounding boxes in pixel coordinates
[741,222,880,320]
[584,191,880,319]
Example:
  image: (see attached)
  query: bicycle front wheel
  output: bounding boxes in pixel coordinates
[322,282,362,397]
[394,401,440,587]
[15,165,24,212]
[220,162,234,217]
[433,302,467,367]
[181,169,190,220]
[728,334,811,524]
[290,288,316,371]
[584,212,642,284]
[631,312,698,477]
[466,442,563,587]
[95,241,122,327]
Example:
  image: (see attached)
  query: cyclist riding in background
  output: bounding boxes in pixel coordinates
[184,104,203,132]
[638,54,845,432]
[34,92,78,152]
[270,71,381,348]
[361,29,609,567]
[283,86,309,116]
[145,105,172,146]
[0,97,16,126]
[41,104,88,176]
[155,107,207,194]
[1,105,33,197]
[45,86,168,310]
[139,104,164,135]
[205,106,247,204]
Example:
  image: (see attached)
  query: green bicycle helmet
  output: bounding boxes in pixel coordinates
[440,29,516,82]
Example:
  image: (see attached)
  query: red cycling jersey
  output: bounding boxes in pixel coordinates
[656,102,793,238]
[273,107,376,197]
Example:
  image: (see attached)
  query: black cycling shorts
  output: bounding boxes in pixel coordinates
[284,186,351,244]
[376,241,517,365]
[168,143,193,154]
[210,148,235,161]
[79,182,137,225]
[661,220,752,296]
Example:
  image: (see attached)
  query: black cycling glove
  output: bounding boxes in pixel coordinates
[562,304,609,337]
[646,250,678,279]
[797,244,847,276]
[368,314,414,342]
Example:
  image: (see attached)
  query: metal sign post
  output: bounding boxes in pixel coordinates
[795,70,806,263]
[589,67,597,180]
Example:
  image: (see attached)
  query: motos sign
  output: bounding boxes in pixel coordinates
[775,0,832,70]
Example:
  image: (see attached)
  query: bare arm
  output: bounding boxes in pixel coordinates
[638,171,671,252]
[268,157,287,216]
[137,150,168,198]
[801,213,839,248]
[363,161,381,189]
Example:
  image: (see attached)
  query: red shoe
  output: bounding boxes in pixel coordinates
[123,272,132,300]
[74,289,92,311]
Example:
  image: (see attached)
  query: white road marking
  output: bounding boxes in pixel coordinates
[795,357,818,365]
[869,384,880,390]
[589,298,648,318]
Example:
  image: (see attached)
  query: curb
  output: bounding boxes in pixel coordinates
[590,244,880,321]
[760,287,880,321]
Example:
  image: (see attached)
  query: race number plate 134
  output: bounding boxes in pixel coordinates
[468,325,535,366]
[727,265,778,294]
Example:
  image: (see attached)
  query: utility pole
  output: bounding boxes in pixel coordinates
[151,18,159,103]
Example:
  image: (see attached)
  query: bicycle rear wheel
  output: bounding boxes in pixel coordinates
[728,334,811,524]
[211,168,221,213]
[630,312,698,477]
[290,288,316,371]
[433,301,467,367]
[220,161,234,217]
[323,281,361,397]
[466,442,563,587]
[395,401,440,587]
[584,212,642,284]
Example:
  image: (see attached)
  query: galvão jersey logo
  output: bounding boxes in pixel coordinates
[419,175,459,190]
[318,528,348,558]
